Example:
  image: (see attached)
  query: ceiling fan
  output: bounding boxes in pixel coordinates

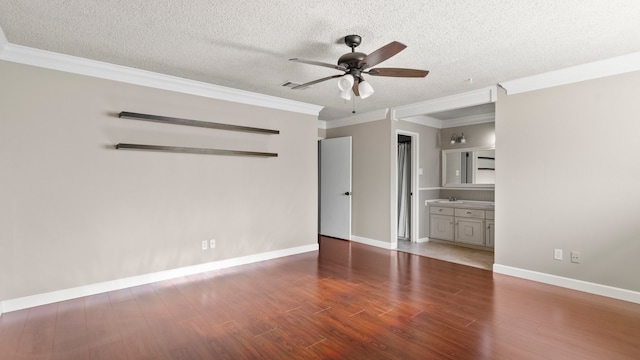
[289,35,429,100]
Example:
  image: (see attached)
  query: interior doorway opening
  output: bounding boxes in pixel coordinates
[397,134,412,242]
[395,130,419,244]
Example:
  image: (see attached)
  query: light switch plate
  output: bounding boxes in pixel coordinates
[554,249,563,260]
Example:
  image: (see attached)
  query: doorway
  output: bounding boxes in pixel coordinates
[396,131,418,244]
[397,134,411,241]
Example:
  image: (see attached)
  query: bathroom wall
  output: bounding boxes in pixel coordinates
[440,122,495,201]
[441,122,495,151]
[440,189,495,202]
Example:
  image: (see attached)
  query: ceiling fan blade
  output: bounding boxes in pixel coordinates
[358,41,406,69]
[366,68,429,77]
[352,77,360,97]
[292,74,343,89]
[289,58,346,71]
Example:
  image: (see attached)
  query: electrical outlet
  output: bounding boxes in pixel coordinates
[554,249,563,260]
[571,251,580,263]
[210,239,216,249]
[201,240,208,250]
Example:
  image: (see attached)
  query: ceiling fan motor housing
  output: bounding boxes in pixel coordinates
[338,52,367,70]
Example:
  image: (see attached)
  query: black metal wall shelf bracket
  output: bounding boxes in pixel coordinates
[115,144,277,157]
[118,112,279,135]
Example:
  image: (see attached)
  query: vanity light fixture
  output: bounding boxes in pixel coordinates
[450,133,467,144]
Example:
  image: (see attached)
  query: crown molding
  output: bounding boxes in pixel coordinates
[0,42,323,116]
[324,108,389,129]
[391,86,497,121]
[396,111,495,129]
[441,112,495,128]
[398,115,443,128]
[499,52,640,95]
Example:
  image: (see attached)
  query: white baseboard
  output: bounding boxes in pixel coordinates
[351,235,396,250]
[0,244,318,315]
[416,237,430,243]
[493,264,640,304]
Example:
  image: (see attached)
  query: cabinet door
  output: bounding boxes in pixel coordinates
[485,220,494,248]
[429,215,454,241]
[455,218,484,245]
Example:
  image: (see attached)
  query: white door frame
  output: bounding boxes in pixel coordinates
[394,130,419,243]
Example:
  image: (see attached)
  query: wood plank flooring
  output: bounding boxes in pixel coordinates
[1,236,639,359]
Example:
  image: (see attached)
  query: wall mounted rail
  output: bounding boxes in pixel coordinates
[115,144,277,157]
[118,112,279,135]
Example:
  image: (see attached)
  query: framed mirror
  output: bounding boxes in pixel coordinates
[442,147,495,187]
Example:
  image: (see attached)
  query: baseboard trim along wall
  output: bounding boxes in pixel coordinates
[493,264,640,305]
[0,244,319,315]
[351,235,396,250]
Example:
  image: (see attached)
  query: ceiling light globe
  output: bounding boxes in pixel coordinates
[358,81,374,99]
[338,75,355,91]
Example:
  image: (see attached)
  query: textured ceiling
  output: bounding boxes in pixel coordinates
[1,1,639,121]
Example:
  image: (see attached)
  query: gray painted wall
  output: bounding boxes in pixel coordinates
[326,119,391,243]
[495,71,640,292]
[441,122,495,151]
[0,61,318,301]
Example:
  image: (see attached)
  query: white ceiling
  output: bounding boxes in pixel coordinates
[1,1,639,121]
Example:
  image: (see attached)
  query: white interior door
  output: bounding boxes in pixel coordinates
[319,137,352,239]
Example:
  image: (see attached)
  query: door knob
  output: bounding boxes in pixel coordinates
[344,191,351,196]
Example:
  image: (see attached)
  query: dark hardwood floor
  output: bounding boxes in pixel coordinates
[1,236,639,359]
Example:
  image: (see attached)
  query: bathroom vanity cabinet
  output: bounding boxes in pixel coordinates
[428,201,494,250]
[429,206,454,241]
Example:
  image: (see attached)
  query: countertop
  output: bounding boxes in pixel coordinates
[427,199,495,210]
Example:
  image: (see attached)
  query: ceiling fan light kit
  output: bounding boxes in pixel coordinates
[358,80,374,99]
[337,74,355,91]
[289,35,429,104]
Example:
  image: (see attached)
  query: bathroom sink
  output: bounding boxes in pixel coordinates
[436,200,465,204]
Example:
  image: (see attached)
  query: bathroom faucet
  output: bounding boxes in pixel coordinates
[449,196,457,202]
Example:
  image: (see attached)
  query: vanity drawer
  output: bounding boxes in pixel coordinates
[455,208,485,219]
[485,211,494,220]
[430,206,454,216]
